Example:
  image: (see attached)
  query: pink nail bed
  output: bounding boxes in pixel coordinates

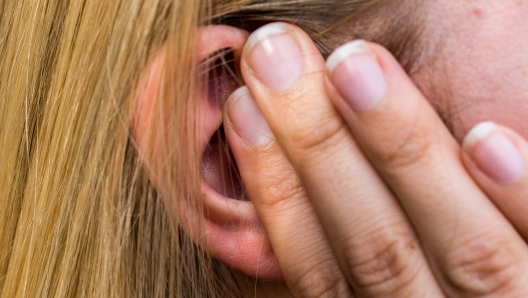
[229,87,273,146]
[326,40,387,112]
[464,122,524,184]
[246,23,303,91]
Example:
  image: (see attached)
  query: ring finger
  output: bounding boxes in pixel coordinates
[324,40,528,296]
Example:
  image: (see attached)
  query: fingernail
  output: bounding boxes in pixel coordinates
[228,87,274,146]
[246,23,304,91]
[326,40,387,112]
[463,121,524,184]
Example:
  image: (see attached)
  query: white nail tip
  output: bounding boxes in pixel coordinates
[230,86,251,101]
[463,121,498,148]
[326,40,371,74]
[246,23,289,51]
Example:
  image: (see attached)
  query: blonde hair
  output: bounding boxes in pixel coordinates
[0,0,423,296]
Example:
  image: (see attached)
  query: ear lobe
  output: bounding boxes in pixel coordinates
[133,25,282,280]
[203,188,282,280]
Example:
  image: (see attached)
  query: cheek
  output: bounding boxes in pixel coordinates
[415,0,528,142]
[428,59,528,143]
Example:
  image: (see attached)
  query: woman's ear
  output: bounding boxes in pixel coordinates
[132,25,282,280]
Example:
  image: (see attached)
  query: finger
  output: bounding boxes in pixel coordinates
[325,40,528,296]
[224,87,353,297]
[462,122,528,239]
[241,23,442,297]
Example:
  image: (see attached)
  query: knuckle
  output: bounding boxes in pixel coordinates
[290,264,345,298]
[285,92,348,156]
[376,121,437,172]
[442,232,522,296]
[286,108,348,157]
[247,147,305,209]
[347,225,420,295]
[256,167,305,209]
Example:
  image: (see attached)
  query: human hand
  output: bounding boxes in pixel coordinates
[223,22,528,297]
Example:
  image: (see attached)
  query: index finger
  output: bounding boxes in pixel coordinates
[224,87,352,297]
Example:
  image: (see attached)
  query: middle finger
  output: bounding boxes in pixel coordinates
[241,22,442,297]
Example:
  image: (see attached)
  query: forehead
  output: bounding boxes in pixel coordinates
[412,0,528,141]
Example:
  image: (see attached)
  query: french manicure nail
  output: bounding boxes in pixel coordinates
[246,23,304,91]
[228,87,274,146]
[326,40,387,112]
[463,121,524,184]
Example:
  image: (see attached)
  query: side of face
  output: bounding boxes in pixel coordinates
[414,0,528,141]
[131,0,527,284]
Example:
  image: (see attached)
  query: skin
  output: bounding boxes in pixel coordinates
[221,1,528,295]
[135,1,528,296]
[415,0,528,140]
